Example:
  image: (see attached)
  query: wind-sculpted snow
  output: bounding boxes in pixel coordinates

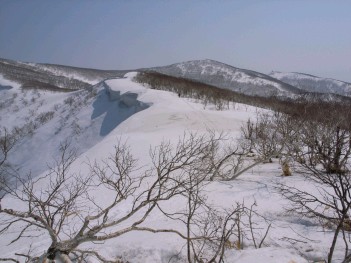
[92,78,149,136]
[0,73,149,178]
[2,60,351,261]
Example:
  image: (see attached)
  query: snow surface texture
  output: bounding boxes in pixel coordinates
[0,72,345,262]
[0,73,147,178]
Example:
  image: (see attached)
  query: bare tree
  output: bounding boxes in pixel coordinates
[157,155,245,263]
[201,132,244,181]
[277,165,351,263]
[237,113,293,178]
[0,141,91,261]
[0,128,17,171]
[0,128,18,195]
[0,132,258,262]
[297,120,351,174]
[237,99,351,262]
[245,109,351,176]
[270,105,351,175]
[240,118,255,153]
[243,112,286,162]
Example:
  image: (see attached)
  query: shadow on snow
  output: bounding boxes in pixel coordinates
[91,82,149,136]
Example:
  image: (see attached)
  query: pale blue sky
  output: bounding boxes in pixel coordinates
[1,0,350,81]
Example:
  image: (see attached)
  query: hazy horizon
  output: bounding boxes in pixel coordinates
[1,0,350,82]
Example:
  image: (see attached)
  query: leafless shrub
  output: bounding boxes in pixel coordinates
[246,201,272,249]
[277,168,351,263]
[202,132,245,181]
[240,118,255,153]
[298,121,350,174]
[64,97,75,107]
[274,109,351,262]
[35,111,55,125]
[0,127,19,198]
[0,133,261,262]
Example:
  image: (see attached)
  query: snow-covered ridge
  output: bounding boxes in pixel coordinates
[2,56,351,102]
[0,58,128,91]
[32,63,99,84]
[1,70,348,262]
[0,72,149,177]
[270,71,351,97]
[150,59,302,97]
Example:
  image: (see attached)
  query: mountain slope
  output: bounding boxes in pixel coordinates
[3,57,351,102]
[0,58,128,91]
[149,59,303,97]
[0,72,342,262]
[0,73,148,178]
[270,71,351,97]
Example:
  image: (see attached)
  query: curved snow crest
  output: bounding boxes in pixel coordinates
[92,73,150,136]
[104,72,147,106]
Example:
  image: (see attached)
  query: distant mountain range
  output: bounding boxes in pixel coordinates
[269,71,351,98]
[1,57,350,101]
[149,59,302,97]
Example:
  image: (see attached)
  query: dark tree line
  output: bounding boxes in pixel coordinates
[135,72,351,127]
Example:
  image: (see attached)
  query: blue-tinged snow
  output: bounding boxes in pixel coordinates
[0,72,343,262]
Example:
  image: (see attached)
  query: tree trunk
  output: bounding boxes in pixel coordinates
[328,220,343,263]
[46,239,80,260]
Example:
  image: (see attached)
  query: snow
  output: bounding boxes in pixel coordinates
[271,71,348,86]
[0,72,345,262]
[231,247,308,263]
[151,59,303,98]
[33,63,100,85]
[0,74,21,90]
[175,60,284,90]
[270,71,351,97]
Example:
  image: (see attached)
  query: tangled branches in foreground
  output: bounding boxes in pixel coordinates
[0,133,270,262]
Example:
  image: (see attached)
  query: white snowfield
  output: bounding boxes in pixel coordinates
[0,72,343,262]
